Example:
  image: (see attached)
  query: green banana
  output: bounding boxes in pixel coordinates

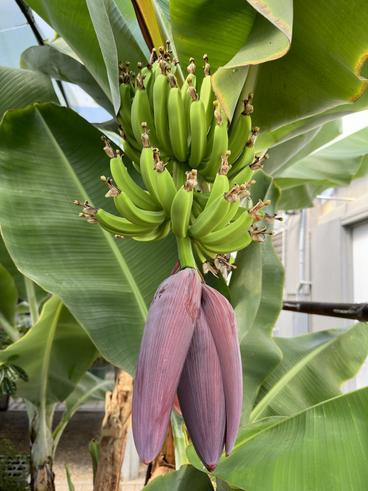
[199,210,253,253]
[200,103,228,181]
[121,136,141,167]
[199,54,214,130]
[114,192,166,227]
[191,199,203,220]
[131,73,156,146]
[188,88,207,167]
[170,170,197,238]
[206,171,230,208]
[133,220,171,242]
[193,240,217,261]
[228,94,253,164]
[167,74,188,162]
[139,139,162,207]
[118,82,136,143]
[182,59,196,125]
[95,208,157,236]
[109,157,161,211]
[189,190,235,239]
[228,129,259,177]
[152,149,177,216]
[152,63,171,153]
[181,57,197,97]
[229,165,254,187]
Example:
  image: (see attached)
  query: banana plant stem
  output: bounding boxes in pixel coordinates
[0,313,20,342]
[24,276,39,325]
[176,237,197,269]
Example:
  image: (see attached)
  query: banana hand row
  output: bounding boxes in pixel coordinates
[75,44,277,275]
[117,47,259,186]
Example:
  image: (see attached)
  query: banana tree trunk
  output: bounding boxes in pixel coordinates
[145,425,176,484]
[29,404,55,491]
[94,370,133,491]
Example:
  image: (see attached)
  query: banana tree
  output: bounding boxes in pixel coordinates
[1,0,368,489]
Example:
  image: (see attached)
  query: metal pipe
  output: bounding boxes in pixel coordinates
[283,300,368,322]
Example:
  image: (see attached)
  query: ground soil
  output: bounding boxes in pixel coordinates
[0,407,145,490]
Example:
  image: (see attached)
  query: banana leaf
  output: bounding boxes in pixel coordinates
[145,464,213,490]
[0,295,97,404]
[0,103,177,371]
[171,0,368,138]
[26,0,149,112]
[0,66,57,120]
[214,388,368,490]
[252,323,368,421]
[0,264,17,326]
[275,125,368,209]
[21,44,114,114]
[229,172,283,420]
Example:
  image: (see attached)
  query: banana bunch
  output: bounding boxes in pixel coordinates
[75,44,278,275]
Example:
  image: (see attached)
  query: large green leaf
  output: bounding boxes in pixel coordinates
[145,464,213,490]
[0,264,17,326]
[26,0,148,111]
[263,120,344,177]
[0,295,97,404]
[245,1,368,131]
[171,0,291,119]
[233,239,284,421]
[0,66,57,121]
[230,172,284,420]
[172,0,368,136]
[21,45,114,114]
[252,323,368,421]
[215,388,368,490]
[275,125,368,209]
[170,0,256,76]
[0,103,177,370]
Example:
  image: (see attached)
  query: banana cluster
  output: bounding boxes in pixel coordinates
[75,45,276,274]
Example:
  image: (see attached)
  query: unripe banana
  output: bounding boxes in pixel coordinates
[229,165,253,187]
[228,128,259,178]
[153,62,171,154]
[193,240,217,260]
[199,55,214,130]
[118,82,136,144]
[206,168,230,208]
[199,210,253,253]
[152,149,177,217]
[139,131,162,207]
[110,157,161,211]
[167,74,188,162]
[114,192,166,227]
[133,220,171,242]
[228,94,253,164]
[96,208,157,236]
[181,57,197,99]
[171,170,197,238]
[122,138,140,161]
[188,87,207,168]
[131,73,156,146]
[191,199,203,220]
[181,59,196,127]
[189,188,239,239]
[200,103,228,181]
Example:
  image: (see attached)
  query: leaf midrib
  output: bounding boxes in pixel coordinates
[34,106,148,323]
